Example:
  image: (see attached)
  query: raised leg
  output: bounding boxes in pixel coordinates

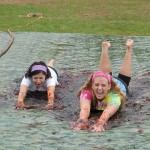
[99,41,112,73]
[119,39,134,77]
[47,59,55,67]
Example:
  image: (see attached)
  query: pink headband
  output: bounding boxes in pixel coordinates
[31,65,47,73]
[92,71,112,84]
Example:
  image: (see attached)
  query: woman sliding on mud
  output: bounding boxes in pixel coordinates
[72,39,134,132]
[16,59,59,110]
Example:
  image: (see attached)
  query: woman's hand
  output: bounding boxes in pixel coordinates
[17,84,28,110]
[15,100,27,110]
[90,105,119,132]
[71,119,89,130]
[90,123,105,132]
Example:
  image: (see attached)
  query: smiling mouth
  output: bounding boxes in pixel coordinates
[96,91,105,98]
[97,91,103,95]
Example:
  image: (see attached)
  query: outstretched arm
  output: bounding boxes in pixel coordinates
[91,105,119,132]
[16,84,28,110]
[44,86,55,109]
[72,99,91,130]
[79,99,91,121]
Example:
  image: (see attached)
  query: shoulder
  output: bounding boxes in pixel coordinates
[80,89,92,100]
[21,76,31,86]
[45,77,58,86]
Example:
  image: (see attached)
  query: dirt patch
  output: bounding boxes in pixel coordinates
[1,70,150,130]
[54,71,150,130]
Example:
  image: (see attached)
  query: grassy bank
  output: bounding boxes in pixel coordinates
[0,0,150,36]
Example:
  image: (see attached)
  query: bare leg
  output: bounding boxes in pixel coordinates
[119,39,134,77]
[99,41,111,73]
[47,59,55,67]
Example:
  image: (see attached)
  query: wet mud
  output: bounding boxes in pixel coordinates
[1,71,150,130]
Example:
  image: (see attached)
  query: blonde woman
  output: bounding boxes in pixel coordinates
[72,39,134,132]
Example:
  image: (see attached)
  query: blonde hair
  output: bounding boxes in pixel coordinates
[78,73,126,109]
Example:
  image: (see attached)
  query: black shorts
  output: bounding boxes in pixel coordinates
[117,74,131,87]
[115,74,131,93]
[110,72,131,93]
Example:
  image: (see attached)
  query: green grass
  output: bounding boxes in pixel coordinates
[0,0,150,36]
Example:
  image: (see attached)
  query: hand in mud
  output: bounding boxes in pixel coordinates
[71,119,89,130]
[15,102,27,110]
[90,123,105,132]
[44,103,54,110]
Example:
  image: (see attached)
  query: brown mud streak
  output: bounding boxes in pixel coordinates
[1,71,150,130]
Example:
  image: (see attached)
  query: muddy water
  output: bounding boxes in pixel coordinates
[0,32,150,149]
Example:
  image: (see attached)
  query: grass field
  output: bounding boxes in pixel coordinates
[0,0,150,35]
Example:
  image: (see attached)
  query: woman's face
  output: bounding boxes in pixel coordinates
[92,76,111,100]
[32,72,46,88]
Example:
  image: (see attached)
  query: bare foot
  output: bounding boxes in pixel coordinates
[47,59,55,67]
[102,41,111,50]
[126,39,134,49]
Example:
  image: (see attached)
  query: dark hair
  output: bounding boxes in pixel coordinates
[25,61,51,79]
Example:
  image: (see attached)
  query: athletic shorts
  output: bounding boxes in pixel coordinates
[114,74,131,94]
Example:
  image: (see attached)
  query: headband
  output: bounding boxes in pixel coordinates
[92,71,112,84]
[31,65,47,73]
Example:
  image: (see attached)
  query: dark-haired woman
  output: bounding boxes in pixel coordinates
[16,59,59,110]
